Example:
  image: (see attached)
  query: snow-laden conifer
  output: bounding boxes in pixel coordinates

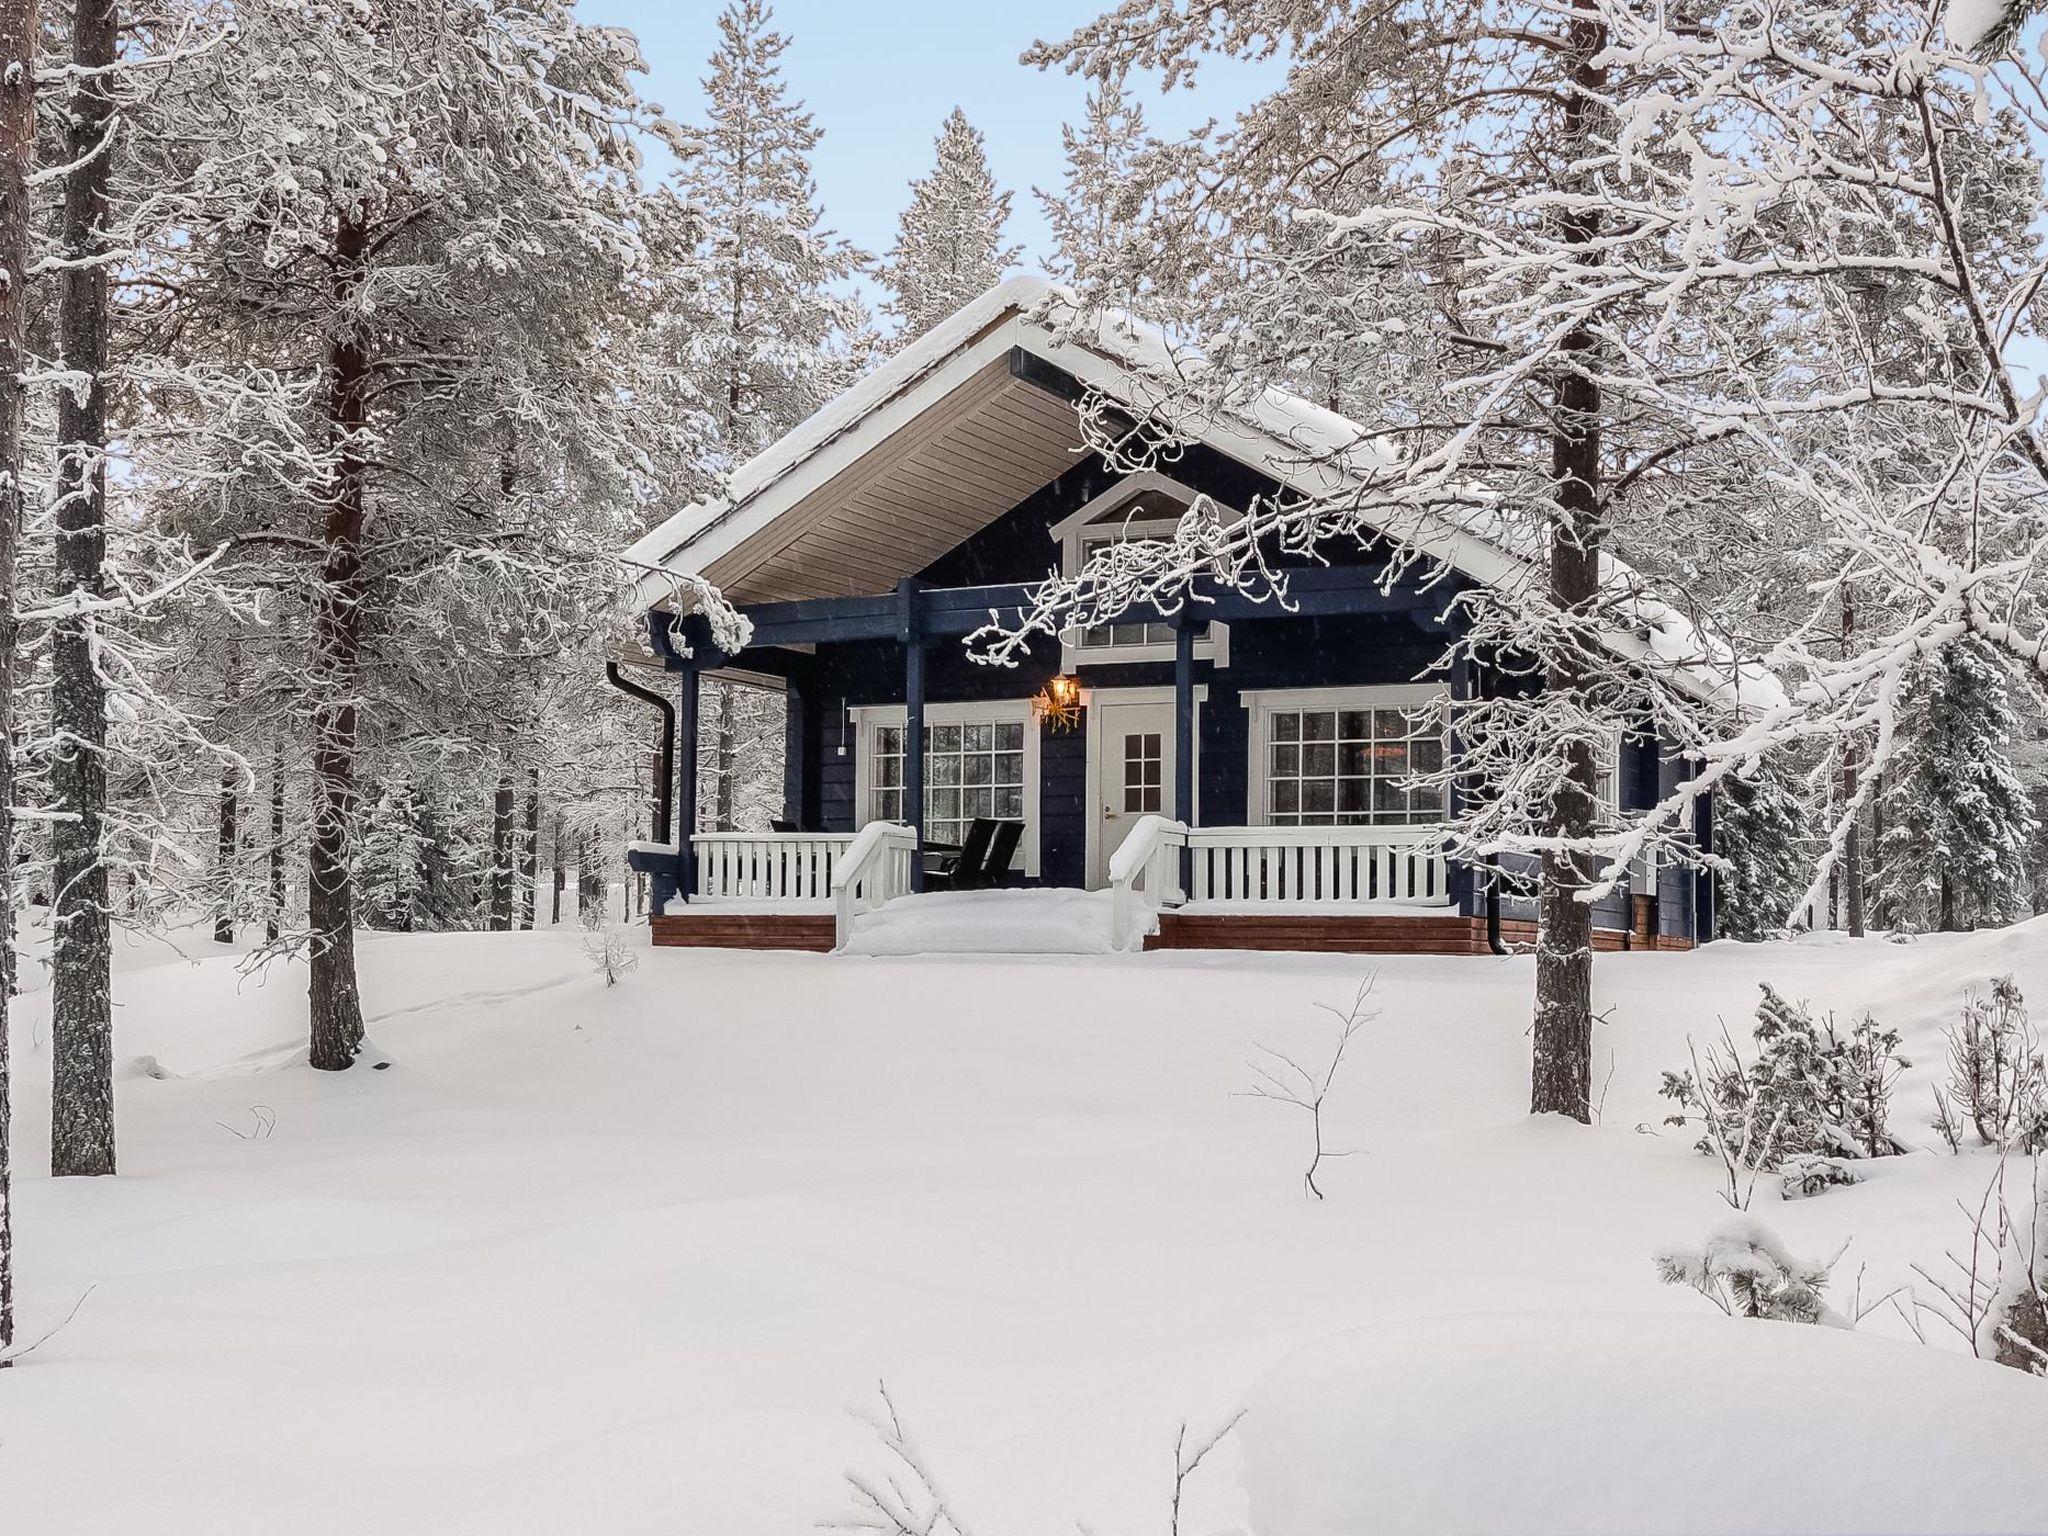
[883,107,1020,343]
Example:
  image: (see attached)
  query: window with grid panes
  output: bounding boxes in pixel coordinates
[1077,533,1209,651]
[869,719,1028,853]
[1265,702,1447,826]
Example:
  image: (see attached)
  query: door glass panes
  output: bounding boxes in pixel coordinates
[1267,701,1446,826]
[870,719,1028,855]
[1123,731,1163,814]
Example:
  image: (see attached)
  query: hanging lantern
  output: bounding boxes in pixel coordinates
[1032,674,1084,732]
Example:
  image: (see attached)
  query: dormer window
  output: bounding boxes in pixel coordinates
[1049,472,1230,668]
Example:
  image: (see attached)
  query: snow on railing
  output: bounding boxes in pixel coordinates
[830,821,918,951]
[1110,815,1187,953]
[693,831,859,903]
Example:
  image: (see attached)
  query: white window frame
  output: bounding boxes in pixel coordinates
[850,699,1041,876]
[1242,684,1452,829]
[1049,471,1230,668]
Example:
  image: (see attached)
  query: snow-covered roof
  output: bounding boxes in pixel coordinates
[625,274,1781,713]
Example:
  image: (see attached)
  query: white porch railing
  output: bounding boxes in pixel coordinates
[831,821,918,950]
[693,831,858,902]
[1110,818,1453,951]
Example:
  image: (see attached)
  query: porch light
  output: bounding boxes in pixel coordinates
[1033,674,1084,732]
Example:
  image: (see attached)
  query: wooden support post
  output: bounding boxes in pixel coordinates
[674,664,699,906]
[1173,615,1195,896]
[1693,756,1716,943]
[1446,649,1474,917]
[902,580,927,894]
[783,677,805,831]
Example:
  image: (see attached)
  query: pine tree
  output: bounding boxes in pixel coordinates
[1038,82,1148,293]
[1879,641,2038,930]
[1715,759,1819,940]
[0,0,31,1363]
[670,0,865,467]
[884,107,1020,341]
[357,782,428,932]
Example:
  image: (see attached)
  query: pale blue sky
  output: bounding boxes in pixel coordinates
[581,0,1281,270]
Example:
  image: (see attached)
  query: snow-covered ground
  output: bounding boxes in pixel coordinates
[5,920,2048,1533]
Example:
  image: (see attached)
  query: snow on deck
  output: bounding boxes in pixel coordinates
[840,886,1123,955]
[5,922,2048,1532]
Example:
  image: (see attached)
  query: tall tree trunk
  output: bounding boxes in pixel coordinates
[266,742,285,942]
[1940,870,1957,932]
[0,0,37,1358]
[307,205,371,1072]
[550,807,565,926]
[48,0,116,1178]
[519,769,538,929]
[214,761,236,944]
[489,774,514,930]
[1530,0,1606,1124]
[714,681,735,830]
[1841,592,1864,937]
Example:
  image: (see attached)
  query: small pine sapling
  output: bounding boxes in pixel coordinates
[1662,984,1910,1203]
[1654,1216,1850,1325]
[1237,974,1378,1200]
[1939,977,2048,1152]
[582,923,638,988]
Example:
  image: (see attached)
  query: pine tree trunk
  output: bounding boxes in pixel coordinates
[1530,0,1606,1124]
[715,681,735,830]
[1940,870,1957,932]
[1842,594,1864,937]
[307,204,371,1072]
[0,0,36,1358]
[48,0,116,1179]
[520,769,538,928]
[489,775,514,930]
[267,743,285,942]
[214,760,237,944]
[550,808,565,926]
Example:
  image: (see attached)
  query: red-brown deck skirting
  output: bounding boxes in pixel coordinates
[1147,914,1692,955]
[650,913,836,952]
[650,909,1694,955]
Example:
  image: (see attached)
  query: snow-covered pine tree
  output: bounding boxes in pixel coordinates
[1013,0,1731,1121]
[357,782,429,932]
[131,0,714,1068]
[0,0,31,1363]
[1713,757,1819,941]
[669,0,866,468]
[883,107,1020,343]
[1879,641,2038,931]
[1037,81,1148,296]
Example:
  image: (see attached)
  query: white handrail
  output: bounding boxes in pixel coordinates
[1110,815,1187,952]
[831,821,918,950]
[692,831,858,903]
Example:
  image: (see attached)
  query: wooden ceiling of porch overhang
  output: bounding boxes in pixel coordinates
[702,355,1087,605]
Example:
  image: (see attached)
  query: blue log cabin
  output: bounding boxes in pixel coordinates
[615,277,1771,956]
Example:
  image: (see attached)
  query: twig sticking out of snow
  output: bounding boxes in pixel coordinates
[0,1284,96,1369]
[1170,1410,1246,1536]
[830,1381,976,1536]
[1236,974,1379,1200]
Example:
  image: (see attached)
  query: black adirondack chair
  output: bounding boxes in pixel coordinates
[982,819,1024,887]
[923,818,998,890]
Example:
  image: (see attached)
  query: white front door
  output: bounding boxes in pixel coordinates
[1089,696,1179,888]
